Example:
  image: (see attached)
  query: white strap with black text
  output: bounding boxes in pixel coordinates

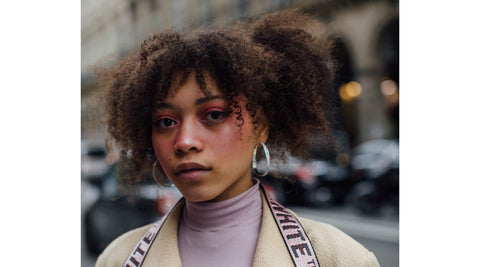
[262,185,320,267]
[123,216,165,267]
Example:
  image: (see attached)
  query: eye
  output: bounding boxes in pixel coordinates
[203,110,228,122]
[154,117,178,128]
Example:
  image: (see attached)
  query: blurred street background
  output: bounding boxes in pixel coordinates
[81,0,399,266]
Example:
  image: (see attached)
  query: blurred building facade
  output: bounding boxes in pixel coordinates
[81,0,399,149]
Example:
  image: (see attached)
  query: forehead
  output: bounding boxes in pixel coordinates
[168,70,220,98]
[154,71,223,109]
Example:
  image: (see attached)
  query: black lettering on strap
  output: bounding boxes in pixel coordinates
[123,220,163,267]
[123,199,184,267]
[143,232,154,244]
[261,185,320,267]
[291,243,312,258]
[276,212,296,224]
[282,224,300,230]
[134,243,146,256]
[128,256,140,266]
[286,230,306,241]
[272,204,286,211]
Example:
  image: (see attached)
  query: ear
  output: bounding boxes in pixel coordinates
[255,109,269,144]
[258,123,269,144]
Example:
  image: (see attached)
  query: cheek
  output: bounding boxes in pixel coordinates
[215,118,257,155]
[152,136,174,166]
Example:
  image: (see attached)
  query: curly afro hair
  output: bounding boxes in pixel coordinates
[99,9,337,184]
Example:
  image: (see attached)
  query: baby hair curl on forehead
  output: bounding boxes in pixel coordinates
[99,9,338,185]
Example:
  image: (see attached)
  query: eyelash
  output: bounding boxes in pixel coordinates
[153,117,178,128]
[202,110,229,123]
[152,109,229,129]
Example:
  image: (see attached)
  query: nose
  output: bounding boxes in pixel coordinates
[174,119,203,154]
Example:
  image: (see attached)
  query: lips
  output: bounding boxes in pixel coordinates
[174,162,211,176]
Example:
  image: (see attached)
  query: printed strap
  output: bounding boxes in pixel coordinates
[123,197,185,267]
[262,185,321,267]
[123,216,165,267]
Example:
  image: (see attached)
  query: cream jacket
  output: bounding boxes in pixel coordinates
[96,192,380,267]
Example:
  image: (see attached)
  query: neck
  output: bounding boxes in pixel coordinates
[182,179,261,231]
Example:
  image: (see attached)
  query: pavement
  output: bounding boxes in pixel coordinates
[290,205,399,243]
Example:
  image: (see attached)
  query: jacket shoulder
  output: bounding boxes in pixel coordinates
[94,223,154,267]
[299,217,380,267]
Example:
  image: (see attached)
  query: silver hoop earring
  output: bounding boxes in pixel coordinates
[152,160,175,187]
[252,142,270,177]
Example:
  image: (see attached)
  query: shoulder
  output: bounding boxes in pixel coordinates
[94,223,153,267]
[298,216,380,267]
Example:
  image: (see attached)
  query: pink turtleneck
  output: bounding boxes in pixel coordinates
[178,179,263,267]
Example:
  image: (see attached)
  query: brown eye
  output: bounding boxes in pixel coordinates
[204,111,227,122]
[155,118,177,128]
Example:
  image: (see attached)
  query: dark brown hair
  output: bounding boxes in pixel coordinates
[99,9,337,184]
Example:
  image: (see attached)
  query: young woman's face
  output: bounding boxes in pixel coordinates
[152,72,268,202]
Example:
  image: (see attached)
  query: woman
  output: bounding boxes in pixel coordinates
[95,10,380,267]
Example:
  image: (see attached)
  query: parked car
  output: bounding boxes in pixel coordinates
[259,153,354,207]
[83,164,182,255]
[286,159,352,207]
[81,139,110,186]
[348,139,399,214]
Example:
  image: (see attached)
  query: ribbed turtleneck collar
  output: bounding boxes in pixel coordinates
[182,179,262,232]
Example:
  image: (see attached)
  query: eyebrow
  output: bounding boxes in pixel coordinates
[195,95,225,106]
[154,95,226,110]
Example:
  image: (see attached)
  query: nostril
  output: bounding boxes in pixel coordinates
[174,140,201,154]
[175,146,195,154]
